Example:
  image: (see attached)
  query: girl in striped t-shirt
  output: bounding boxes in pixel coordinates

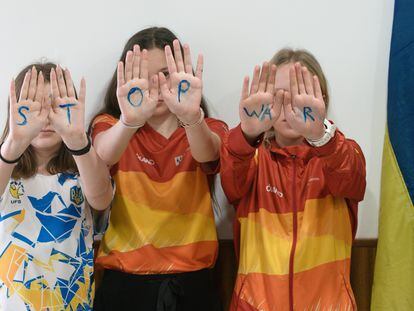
[91,27,227,311]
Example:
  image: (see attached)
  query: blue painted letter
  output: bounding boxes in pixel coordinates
[303,106,315,122]
[260,105,272,121]
[178,80,190,102]
[59,103,77,124]
[244,105,264,119]
[17,106,29,126]
[127,87,144,107]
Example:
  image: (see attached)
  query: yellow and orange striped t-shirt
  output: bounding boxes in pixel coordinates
[91,114,228,275]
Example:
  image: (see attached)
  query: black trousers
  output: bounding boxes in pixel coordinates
[94,268,222,311]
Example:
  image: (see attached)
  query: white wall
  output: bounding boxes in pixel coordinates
[0,0,394,238]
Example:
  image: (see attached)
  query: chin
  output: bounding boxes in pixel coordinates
[31,133,62,150]
[274,123,303,141]
[153,102,171,117]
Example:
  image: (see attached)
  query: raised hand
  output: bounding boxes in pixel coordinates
[158,40,203,124]
[283,63,326,140]
[117,45,159,126]
[240,62,283,141]
[5,66,50,156]
[49,66,87,150]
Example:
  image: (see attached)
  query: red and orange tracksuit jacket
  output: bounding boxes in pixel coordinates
[220,124,366,311]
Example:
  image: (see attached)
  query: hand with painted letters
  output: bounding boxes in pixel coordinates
[5,66,50,156]
[283,63,326,140]
[158,40,203,124]
[49,66,87,150]
[117,45,159,126]
[240,63,283,142]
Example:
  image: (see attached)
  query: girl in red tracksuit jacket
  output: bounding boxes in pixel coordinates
[220,48,366,311]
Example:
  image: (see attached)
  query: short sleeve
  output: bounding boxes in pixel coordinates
[90,114,118,143]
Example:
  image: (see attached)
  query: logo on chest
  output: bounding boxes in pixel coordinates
[174,155,184,166]
[10,181,25,204]
[70,186,85,206]
[136,154,156,166]
[266,184,284,198]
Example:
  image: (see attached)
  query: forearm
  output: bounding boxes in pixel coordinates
[94,121,137,166]
[74,146,113,211]
[0,138,27,196]
[0,161,15,197]
[220,125,258,203]
[185,121,221,163]
[315,131,366,200]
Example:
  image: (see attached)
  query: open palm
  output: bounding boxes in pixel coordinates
[283,63,326,140]
[240,63,283,140]
[9,66,50,144]
[159,40,203,124]
[49,66,86,149]
[117,45,158,126]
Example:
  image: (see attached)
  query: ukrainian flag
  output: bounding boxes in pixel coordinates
[371,0,414,309]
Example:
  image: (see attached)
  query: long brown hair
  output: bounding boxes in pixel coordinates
[1,62,77,179]
[90,27,219,207]
[265,48,330,146]
[91,26,210,125]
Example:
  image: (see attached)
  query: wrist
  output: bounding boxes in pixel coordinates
[306,119,337,147]
[1,137,27,160]
[178,108,204,128]
[62,133,88,151]
[65,133,92,156]
[240,125,263,145]
[120,114,145,129]
[306,125,325,141]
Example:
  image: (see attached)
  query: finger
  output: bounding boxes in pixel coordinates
[56,65,67,97]
[274,89,284,111]
[28,66,38,100]
[302,66,314,95]
[50,68,61,100]
[241,76,249,100]
[258,62,269,92]
[40,91,51,119]
[195,54,204,80]
[140,49,149,80]
[40,102,51,120]
[10,79,18,106]
[173,39,185,72]
[183,44,193,74]
[289,64,299,98]
[270,90,284,121]
[313,75,324,102]
[132,45,141,79]
[149,75,159,100]
[34,71,44,103]
[79,77,86,105]
[249,65,261,95]
[266,64,277,94]
[165,45,177,74]
[283,91,295,121]
[48,104,57,120]
[125,50,134,82]
[295,63,306,94]
[19,71,31,101]
[158,72,171,97]
[64,69,76,98]
[117,62,125,87]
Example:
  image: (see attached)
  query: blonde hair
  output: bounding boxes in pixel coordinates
[264,48,329,147]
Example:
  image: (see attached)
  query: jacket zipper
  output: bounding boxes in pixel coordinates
[288,154,298,311]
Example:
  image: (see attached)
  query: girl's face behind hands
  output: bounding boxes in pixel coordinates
[273,64,303,145]
[31,83,62,151]
[147,48,171,118]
